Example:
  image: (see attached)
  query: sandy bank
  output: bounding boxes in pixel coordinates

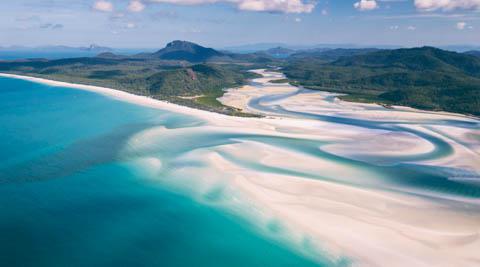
[3,70,480,267]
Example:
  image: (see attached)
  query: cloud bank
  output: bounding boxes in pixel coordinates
[128,0,146,12]
[149,0,315,13]
[415,0,480,11]
[456,21,467,29]
[354,0,378,11]
[93,0,114,12]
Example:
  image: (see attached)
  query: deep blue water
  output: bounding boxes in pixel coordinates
[0,77,337,267]
[0,49,151,60]
[0,51,100,60]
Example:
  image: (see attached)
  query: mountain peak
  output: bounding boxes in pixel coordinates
[166,40,197,48]
[153,40,224,62]
[81,44,112,52]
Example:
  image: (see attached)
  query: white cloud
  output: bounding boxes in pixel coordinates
[354,0,378,11]
[456,21,474,30]
[128,0,146,12]
[294,17,302,22]
[126,22,136,28]
[93,0,114,12]
[149,0,315,13]
[414,0,480,11]
[457,21,467,30]
[407,25,416,30]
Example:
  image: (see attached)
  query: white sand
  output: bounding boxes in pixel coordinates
[2,71,480,266]
[0,73,215,118]
[209,143,480,267]
[220,69,480,166]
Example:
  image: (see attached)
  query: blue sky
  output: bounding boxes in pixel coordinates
[0,0,478,48]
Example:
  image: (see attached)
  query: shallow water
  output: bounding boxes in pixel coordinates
[1,72,480,266]
[240,78,480,199]
[0,77,341,267]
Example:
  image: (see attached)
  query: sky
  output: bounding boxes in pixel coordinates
[0,0,479,48]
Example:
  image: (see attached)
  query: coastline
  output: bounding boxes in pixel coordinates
[2,71,477,121]
[220,69,480,121]
[0,72,220,120]
[2,71,480,267]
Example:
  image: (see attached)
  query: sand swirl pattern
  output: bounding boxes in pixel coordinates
[1,71,479,266]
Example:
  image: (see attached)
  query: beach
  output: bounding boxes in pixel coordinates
[1,70,480,267]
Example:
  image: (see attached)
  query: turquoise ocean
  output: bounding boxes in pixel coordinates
[0,77,340,267]
[1,74,480,267]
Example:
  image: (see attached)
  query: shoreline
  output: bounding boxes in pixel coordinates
[232,70,480,121]
[0,72,222,121]
[2,71,477,121]
[2,71,480,267]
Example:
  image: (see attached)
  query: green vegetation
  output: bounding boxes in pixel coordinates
[268,79,289,84]
[1,42,479,117]
[465,51,480,58]
[0,42,265,116]
[284,47,480,116]
[289,48,380,61]
[140,40,227,62]
[195,93,224,108]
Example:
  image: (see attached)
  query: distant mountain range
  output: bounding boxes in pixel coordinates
[116,40,272,63]
[290,48,381,61]
[0,44,112,53]
[107,41,383,62]
[3,41,479,61]
[0,44,115,60]
[1,40,479,115]
[224,43,480,54]
[439,45,480,53]
[0,45,154,60]
[262,47,296,58]
[223,43,402,53]
[465,51,480,58]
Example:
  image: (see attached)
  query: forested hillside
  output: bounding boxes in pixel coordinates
[284,47,480,115]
